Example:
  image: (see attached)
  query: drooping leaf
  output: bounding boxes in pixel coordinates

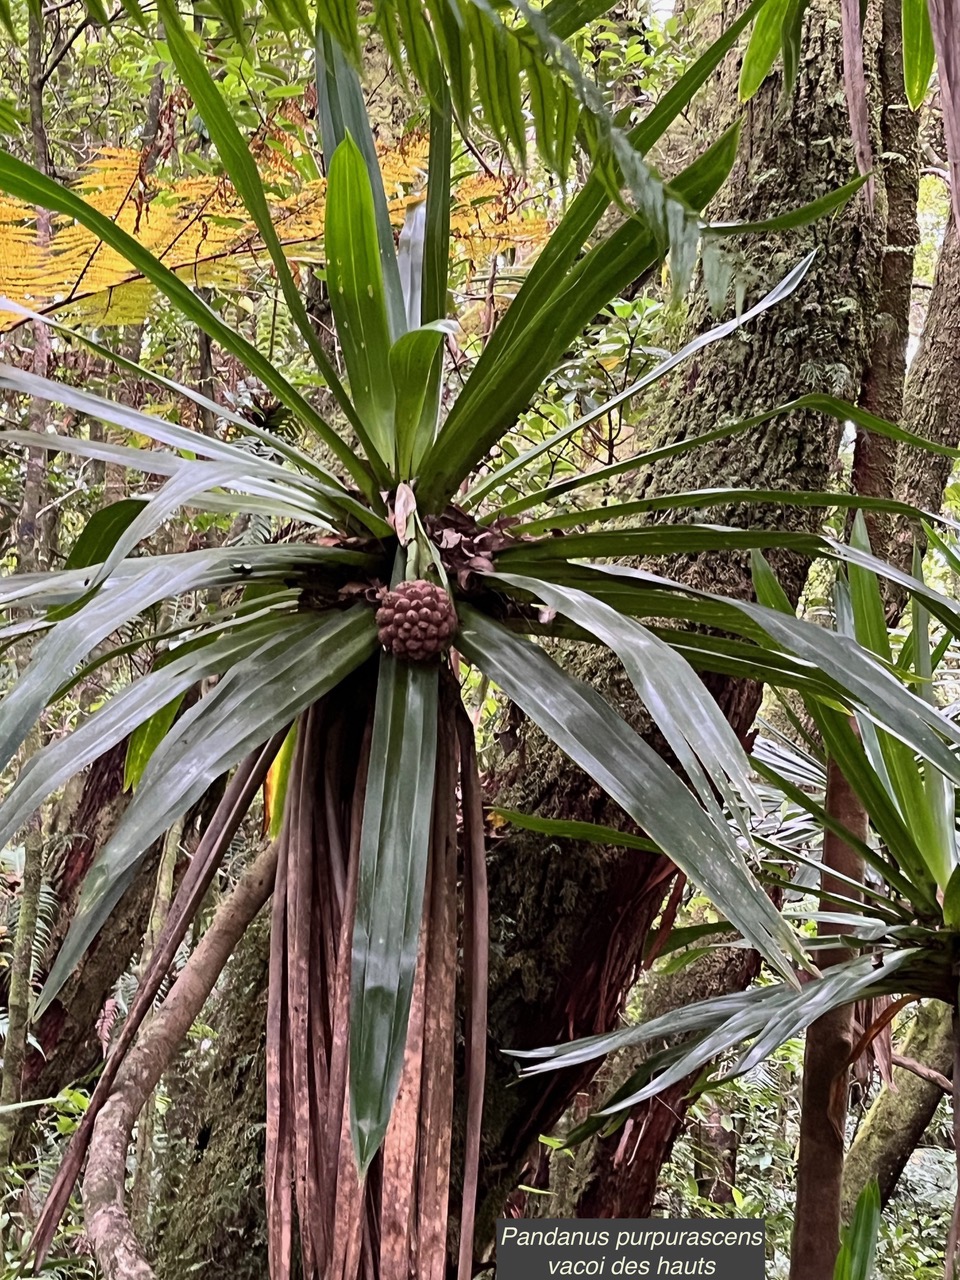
[0,549,235,777]
[512,952,912,1110]
[40,607,379,1013]
[0,151,377,500]
[457,606,808,981]
[350,655,439,1172]
[492,573,765,825]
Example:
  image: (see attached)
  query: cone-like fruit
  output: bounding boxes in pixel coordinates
[375,579,458,661]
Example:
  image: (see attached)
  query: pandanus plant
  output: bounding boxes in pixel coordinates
[3,2,960,1277]
[514,527,960,1272]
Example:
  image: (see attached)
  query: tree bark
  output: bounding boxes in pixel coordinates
[886,215,960,576]
[849,0,920,554]
[841,999,954,1216]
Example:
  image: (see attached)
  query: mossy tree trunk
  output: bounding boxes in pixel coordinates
[841,1000,953,1218]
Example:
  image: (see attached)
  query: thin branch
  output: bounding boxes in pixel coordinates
[83,836,280,1280]
[889,1053,951,1095]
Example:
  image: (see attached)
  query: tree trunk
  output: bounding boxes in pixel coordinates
[789,756,868,1280]
[849,0,920,556]
[886,214,960,576]
[841,1000,954,1216]
[478,0,884,1236]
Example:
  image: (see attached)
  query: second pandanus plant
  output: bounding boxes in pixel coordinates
[3,4,960,1278]
[513,525,960,1272]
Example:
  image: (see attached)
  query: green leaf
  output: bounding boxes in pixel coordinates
[458,0,769,376]
[902,0,935,108]
[593,561,960,792]
[835,1179,881,1280]
[422,96,452,326]
[315,0,361,64]
[489,808,659,853]
[40,607,379,1014]
[326,133,397,469]
[492,573,765,825]
[0,152,376,501]
[0,549,235,777]
[64,500,148,572]
[124,695,185,793]
[510,485,951,538]
[154,0,384,491]
[0,617,299,854]
[739,0,794,99]
[779,0,807,94]
[351,656,439,1172]
[315,26,407,339]
[425,0,471,123]
[0,544,378,615]
[0,298,364,509]
[391,322,452,478]
[457,606,807,982]
[422,126,751,511]
[469,249,816,514]
[708,174,869,235]
[512,952,912,1108]
[485,386,960,522]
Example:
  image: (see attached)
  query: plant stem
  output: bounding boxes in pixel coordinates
[789,753,867,1280]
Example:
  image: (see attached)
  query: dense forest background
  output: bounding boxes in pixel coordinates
[1,0,960,1278]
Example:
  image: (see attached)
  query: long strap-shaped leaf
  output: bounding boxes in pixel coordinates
[315,25,406,340]
[0,151,376,500]
[325,135,398,468]
[155,0,388,482]
[419,125,744,510]
[513,951,913,1104]
[0,297,336,485]
[456,606,807,982]
[39,606,379,1013]
[0,543,380,614]
[576,560,960,790]
[350,654,439,1173]
[0,614,299,853]
[467,250,815,512]
[1,425,343,532]
[0,548,234,775]
[492,573,764,828]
